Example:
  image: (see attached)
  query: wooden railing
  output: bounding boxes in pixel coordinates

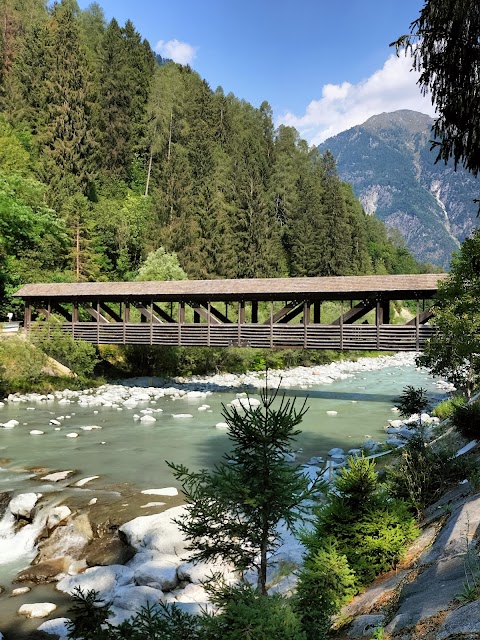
[55,322,437,351]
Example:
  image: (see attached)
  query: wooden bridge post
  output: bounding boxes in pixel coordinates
[270,302,273,348]
[313,301,321,324]
[376,300,381,349]
[24,301,31,331]
[178,301,185,345]
[207,301,211,347]
[416,300,420,350]
[251,300,258,323]
[340,300,344,350]
[72,302,78,340]
[303,301,310,347]
[150,300,154,345]
[238,300,245,346]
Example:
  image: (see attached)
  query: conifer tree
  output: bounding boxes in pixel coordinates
[168,385,319,595]
[317,150,353,276]
[40,0,97,204]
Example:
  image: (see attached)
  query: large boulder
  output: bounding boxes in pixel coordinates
[18,602,56,618]
[17,557,70,583]
[36,514,93,564]
[56,564,134,602]
[112,584,164,612]
[119,506,189,557]
[133,555,180,591]
[9,493,41,520]
[85,534,135,567]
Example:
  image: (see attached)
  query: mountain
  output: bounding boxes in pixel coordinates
[318,110,479,268]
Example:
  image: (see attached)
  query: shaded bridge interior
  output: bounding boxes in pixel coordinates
[14,274,447,351]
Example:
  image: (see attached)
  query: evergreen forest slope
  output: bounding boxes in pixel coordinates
[319,110,479,269]
[0,1,433,317]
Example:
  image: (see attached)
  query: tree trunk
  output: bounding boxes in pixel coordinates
[145,149,153,196]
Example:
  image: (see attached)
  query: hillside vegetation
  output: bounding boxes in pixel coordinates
[0,1,435,320]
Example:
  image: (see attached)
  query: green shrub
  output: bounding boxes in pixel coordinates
[307,457,418,589]
[296,539,356,640]
[432,395,466,421]
[387,435,474,513]
[203,583,306,640]
[0,337,46,384]
[451,401,480,439]
[396,385,429,419]
[31,320,99,378]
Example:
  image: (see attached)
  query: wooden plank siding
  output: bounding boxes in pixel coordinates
[53,322,436,351]
[15,274,446,351]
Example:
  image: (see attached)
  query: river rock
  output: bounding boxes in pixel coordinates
[37,617,71,638]
[40,470,76,482]
[328,447,344,457]
[47,506,72,529]
[133,556,180,591]
[119,506,189,557]
[17,557,70,584]
[56,564,134,601]
[1,419,19,428]
[215,422,229,430]
[230,397,261,410]
[140,414,156,423]
[11,586,31,596]
[30,430,45,435]
[112,584,164,612]
[85,535,135,567]
[9,492,41,519]
[18,602,57,618]
[177,560,235,585]
[141,487,178,497]
[36,514,93,564]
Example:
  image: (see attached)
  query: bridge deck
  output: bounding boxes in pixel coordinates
[14,274,446,351]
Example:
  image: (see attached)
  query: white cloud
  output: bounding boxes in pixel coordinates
[278,54,436,145]
[155,39,197,65]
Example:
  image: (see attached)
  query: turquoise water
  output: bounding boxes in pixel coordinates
[0,364,444,494]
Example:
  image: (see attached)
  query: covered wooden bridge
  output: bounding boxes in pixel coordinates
[14,274,447,351]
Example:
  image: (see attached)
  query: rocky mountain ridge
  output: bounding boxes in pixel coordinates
[319,110,479,268]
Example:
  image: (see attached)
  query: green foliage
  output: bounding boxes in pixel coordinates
[451,401,480,440]
[295,539,356,640]
[135,247,187,281]
[393,0,480,176]
[203,583,306,640]
[418,230,480,395]
[432,395,466,421]
[396,386,429,419]
[168,384,320,594]
[32,320,99,378]
[67,587,111,639]
[387,435,473,514]
[0,337,46,385]
[307,456,418,589]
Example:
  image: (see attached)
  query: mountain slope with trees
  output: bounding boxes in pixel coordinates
[318,109,479,269]
[0,1,432,318]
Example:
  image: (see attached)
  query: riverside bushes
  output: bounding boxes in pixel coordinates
[451,401,480,439]
[387,434,474,514]
[298,456,418,632]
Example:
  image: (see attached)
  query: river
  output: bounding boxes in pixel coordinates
[0,354,449,634]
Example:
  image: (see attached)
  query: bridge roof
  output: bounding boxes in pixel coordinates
[14,274,447,302]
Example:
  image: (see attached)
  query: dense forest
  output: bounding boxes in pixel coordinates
[0,0,434,317]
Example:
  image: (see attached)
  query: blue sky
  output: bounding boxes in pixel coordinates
[78,0,435,143]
